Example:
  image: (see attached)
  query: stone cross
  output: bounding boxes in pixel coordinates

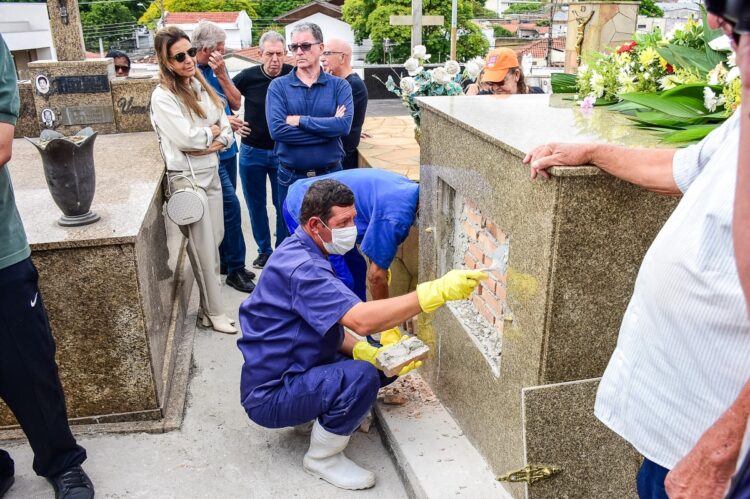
[390,0,444,49]
[46,0,86,61]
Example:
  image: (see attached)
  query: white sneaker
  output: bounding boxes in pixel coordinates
[303,420,376,490]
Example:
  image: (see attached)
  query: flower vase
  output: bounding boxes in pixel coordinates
[26,128,101,227]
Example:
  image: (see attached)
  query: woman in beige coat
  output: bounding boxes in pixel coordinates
[151,26,237,334]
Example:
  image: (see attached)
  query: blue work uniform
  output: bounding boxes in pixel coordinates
[237,227,382,436]
[283,169,419,301]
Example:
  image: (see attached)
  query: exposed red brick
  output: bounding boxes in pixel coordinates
[462,220,479,241]
[483,293,503,317]
[476,297,496,325]
[465,207,484,228]
[479,232,498,255]
[468,243,484,263]
[482,278,497,296]
[464,253,478,270]
[485,221,506,243]
[495,284,507,303]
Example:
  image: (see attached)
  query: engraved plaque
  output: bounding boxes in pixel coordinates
[60,106,114,125]
[54,75,110,94]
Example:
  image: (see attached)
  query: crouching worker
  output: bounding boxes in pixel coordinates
[237,179,485,490]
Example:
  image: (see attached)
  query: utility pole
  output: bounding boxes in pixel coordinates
[449,0,457,60]
[546,1,557,67]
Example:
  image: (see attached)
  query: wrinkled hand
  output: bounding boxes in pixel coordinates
[228,115,251,137]
[523,143,593,180]
[335,105,346,118]
[360,131,372,139]
[189,139,224,156]
[286,115,300,127]
[209,124,221,138]
[207,50,226,74]
[352,338,422,376]
[416,269,487,313]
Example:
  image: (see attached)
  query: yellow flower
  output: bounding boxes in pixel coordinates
[639,47,659,66]
[659,57,669,70]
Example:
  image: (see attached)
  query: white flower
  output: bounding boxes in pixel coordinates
[643,71,651,81]
[412,44,428,59]
[577,64,589,76]
[431,66,452,85]
[703,87,721,112]
[728,52,737,67]
[659,74,681,90]
[403,57,423,76]
[708,35,733,52]
[399,76,416,94]
[726,66,741,83]
[590,71,605,98]
[466,60,481,79]
[444,60,460,76]
[707,63,727,86]
[471,56,486,70]
[617,69,633,88]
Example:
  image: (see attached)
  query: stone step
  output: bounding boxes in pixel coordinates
[374,373,512,499]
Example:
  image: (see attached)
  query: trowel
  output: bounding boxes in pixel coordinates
[476,244,508,274]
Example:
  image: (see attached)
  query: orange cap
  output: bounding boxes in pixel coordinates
[481,48,519,83]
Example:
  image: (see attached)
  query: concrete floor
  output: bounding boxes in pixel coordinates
[1,156,408,499]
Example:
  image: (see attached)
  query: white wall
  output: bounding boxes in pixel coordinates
[168,12,252,50]
[0,3,56,60]
[285,13,354,48]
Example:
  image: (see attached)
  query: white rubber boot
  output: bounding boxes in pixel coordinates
[303,420,376,490]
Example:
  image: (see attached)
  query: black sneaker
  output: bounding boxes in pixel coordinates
[0,475,14,498]
[47,465,94,499]
[253,253,270,269]
[226,269,256,294]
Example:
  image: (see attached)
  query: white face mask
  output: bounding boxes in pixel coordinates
[317,219,357,255]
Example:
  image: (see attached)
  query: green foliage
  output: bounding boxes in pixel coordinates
[551,73,577,93]
[503,2,544,15]
[138,0,257,28]
[638,0,664,18]
[535,19,550,27]
[469,0,498,18]
[81,2,136,52]
[493,26,513,38]
[342,0,489,63]
[253,0,307,18]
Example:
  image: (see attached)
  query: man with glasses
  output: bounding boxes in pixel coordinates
[321,38,368,170]
[266,22,353,223]
[233,31,293,268]
[192,20,256,294]
[106,49,130,77]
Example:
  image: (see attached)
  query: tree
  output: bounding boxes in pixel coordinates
[81,2,137,52]
[342,0,489,63]
[469,0,497,19]
[138,0,257,28]
[493,26,513,38]
[503,2,544,15]
[638,0,664,18]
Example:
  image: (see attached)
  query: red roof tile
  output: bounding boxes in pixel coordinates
[164,11,242,25]
[228,47,296,65]
[515,37,565,59]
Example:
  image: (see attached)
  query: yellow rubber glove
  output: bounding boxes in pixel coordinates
[379,327,402,347]
[352,339,422,376]
[416,269,488,313]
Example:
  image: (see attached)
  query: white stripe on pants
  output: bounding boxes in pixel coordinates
[168,167,224,316]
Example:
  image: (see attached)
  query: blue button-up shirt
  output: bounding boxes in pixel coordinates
[237,226,361,409]
[285,169,419,270]
[266,68,353,170]
[199,64,238,161]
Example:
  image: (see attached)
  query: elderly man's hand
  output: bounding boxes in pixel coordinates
[523,143,594,180]
[335,105,346,118]
[207,50,226,74]
[286,115,301,127]
[228,115,251,137]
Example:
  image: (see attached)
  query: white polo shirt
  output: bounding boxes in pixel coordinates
[595,111,750,470]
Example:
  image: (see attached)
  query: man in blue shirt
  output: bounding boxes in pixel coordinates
[284,169,418,304]
[237,179,486,490]
[266,22,353,220]
[193,20,256,294]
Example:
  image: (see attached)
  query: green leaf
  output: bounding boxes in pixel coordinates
[551,73,578,93]
[628,110,699,128]
[656,44,717,74]
[619,92,708,118]
[661,125,718,143]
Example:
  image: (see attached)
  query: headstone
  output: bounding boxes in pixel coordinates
[564,1,640,73]
[46,0,86,61]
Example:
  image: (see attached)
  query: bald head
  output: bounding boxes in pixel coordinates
[321,37,353,77]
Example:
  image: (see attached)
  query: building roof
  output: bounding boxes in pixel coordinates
[164,11,243,25]
[496,22,549,35]
[274,0,342,23]
[515,37,565,59]
[229,46,296,65]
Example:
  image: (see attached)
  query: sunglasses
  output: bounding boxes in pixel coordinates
[322,51,344,57]
[170,47,197,63]
[114,65,130,73]
[288,42,321,53]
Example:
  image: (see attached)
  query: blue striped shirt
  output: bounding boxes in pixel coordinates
[595,111,750,469]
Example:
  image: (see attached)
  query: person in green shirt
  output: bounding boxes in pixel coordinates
[0,34,95,499]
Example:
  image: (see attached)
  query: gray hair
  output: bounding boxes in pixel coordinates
[259,31,285,53]
[290,22,323,44]
[192,20,227,50]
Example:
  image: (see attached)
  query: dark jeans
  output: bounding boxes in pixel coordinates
[342,149,359,170]
[0,258,87,478]
[218,154,247,274]
[727,449,750,499]
[637,458,669,499]
[276,162,343,238]
[238,145,285,255]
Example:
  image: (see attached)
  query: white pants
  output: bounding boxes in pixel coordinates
[168,167,225,316]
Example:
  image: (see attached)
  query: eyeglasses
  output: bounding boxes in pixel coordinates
[321,51,344,57]
[114,65,130,73]
[288,42,321,53]
[170,47,198,63]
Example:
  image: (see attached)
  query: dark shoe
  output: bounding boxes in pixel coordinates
[48,465,94,499]
[226,269,256,294]
[0,475,14,498]
[252,253,270,269]
[221,266,255,279]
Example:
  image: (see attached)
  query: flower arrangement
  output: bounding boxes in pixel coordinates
[563,14,743,144]
[381,45,484,128]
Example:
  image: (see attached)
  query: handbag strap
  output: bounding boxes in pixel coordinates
[150,98,199,186]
